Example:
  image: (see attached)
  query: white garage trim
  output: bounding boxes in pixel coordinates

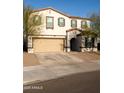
[28,35,66,53]
[33,38,64,53]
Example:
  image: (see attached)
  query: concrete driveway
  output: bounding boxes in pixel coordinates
[24,52,99,84]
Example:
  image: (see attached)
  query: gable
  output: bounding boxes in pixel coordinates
[33,7,91,21]
[33,8,69,18]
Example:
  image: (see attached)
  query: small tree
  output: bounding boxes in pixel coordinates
[23,5,42,51]
[23,6,33,51]
[90,13,100,37]
[90,13,100,51]
[81,13,99,51]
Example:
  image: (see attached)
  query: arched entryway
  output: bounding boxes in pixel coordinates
[70,35,82,52]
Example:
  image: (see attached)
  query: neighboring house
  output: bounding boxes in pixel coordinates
[28,7,98,53]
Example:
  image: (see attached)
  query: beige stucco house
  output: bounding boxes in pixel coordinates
[28,7,98,53]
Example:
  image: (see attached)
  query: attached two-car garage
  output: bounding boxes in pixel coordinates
[33,38,64,53]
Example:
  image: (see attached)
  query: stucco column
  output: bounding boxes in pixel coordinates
[64,39,67,52]
[94,38,97,47]
[93,37,98,51]
[28,36,33,53]
[66,32,70,52]
[81,36,85,52]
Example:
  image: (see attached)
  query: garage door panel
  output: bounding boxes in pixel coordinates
[33,38,64,52]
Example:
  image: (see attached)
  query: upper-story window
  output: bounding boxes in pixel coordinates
[71,20,77,28]
[58,17,65,27]
[90,21,94,28]
[31,15,41,26]
[81,21,87,28]
[46,16,54,29]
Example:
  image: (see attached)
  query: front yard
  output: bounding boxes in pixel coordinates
[23,52,40,66]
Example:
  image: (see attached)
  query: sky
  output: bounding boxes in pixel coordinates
[24,0,100,17]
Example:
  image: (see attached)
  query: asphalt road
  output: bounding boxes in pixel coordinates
[24,70,100,93]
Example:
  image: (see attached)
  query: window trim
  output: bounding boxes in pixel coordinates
[46,16,54,29]
[81,21,87,28]
[58,17,65,27]
[71,20,77,28]
[33,15,41,25]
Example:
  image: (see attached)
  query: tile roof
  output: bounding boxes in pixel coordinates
[33,7,91,20]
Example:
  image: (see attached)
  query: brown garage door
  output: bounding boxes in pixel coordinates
[33,38,64,53]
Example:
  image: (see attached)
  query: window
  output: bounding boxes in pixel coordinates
[58,18,65,27]
[71,20,77,28]
[32,15,41,25]
[81,21,87,28]
[46,16,54,29]
[90,22,94,28]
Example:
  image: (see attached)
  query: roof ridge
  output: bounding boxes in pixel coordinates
[33,7,90,20]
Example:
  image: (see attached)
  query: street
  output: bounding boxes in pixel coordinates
[24,70,100,93]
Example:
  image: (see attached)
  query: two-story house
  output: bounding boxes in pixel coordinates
[27,7,97,53]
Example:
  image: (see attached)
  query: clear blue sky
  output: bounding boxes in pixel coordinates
[24,0,100,17]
